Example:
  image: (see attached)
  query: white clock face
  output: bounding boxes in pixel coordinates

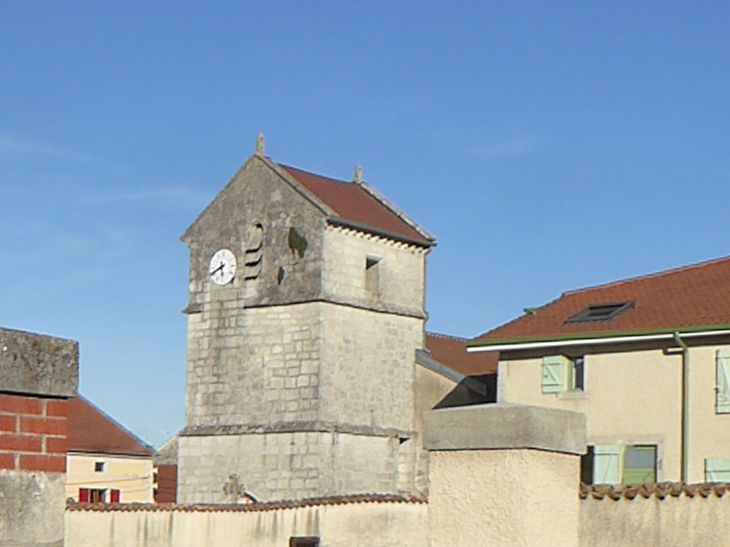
[209,249,237,285]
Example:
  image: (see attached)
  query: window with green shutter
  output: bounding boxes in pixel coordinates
[716,349,730,414]
[622,445,656,484]
[593,445,620,484]
[568,356,585,391]
[705,458,730,482]
[542,356,566,393]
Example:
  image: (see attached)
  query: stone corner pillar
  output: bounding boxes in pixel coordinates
[0,327,79,547]
[424,403,586,547]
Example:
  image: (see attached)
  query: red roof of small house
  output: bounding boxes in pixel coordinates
[472,255,730,346]
[280,164,433,246]
[425,332,498,375]
[67,396,154,457]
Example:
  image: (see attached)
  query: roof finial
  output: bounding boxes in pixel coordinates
[255,134,265,156]
[353,164,362,184]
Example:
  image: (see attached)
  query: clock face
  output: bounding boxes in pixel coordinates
[209,249,237,285]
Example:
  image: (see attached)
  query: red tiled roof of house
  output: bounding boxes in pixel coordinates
[425,332,498,375]
[473,255,730,344]
[67,396,154,457]
[280,164,433,246]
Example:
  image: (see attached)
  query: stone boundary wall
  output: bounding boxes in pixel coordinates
[580,483,730,547]
[66,495,427,547]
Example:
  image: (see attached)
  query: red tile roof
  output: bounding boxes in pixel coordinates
[279,164,433,246]
[425,332,498,375]
[67,396,154,457]
[473,255,730,345]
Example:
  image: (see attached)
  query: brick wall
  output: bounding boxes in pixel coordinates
[0,393,67,473]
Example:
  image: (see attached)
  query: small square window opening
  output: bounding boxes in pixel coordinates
[89,488,107,503]
[365,257,380,293]
[571,357,585,391]
[94,461,105,473]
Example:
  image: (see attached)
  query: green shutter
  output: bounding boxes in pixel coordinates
[593,445,620,484]
[542,356,566,394]
[622,446,656,484]
[717,349,730,414]
[705,458,730,482]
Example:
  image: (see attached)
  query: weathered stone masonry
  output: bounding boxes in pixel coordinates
[177,147,434,503]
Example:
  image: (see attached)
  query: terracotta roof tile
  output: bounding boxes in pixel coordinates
[279,165,432,246]
[67,396,154,457]
[67,493,426,512]
[425,332,498,375]
[474,255,730,344]
[580,482,730,501]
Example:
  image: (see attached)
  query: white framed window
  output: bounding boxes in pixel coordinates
[705,458,730,482]
[581,444,657,485]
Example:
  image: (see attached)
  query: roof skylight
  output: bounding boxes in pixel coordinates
[565,301,634,324]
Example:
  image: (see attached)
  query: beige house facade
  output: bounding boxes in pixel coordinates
[469,256,730,485]
[66,396,155,503]
[67,453,154,504]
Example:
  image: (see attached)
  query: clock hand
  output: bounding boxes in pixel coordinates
[210,262,225,276]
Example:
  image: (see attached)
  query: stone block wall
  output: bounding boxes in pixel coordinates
[321,225,427,316]
[182,156,326,311]
[185,302,322,427]
[318,304,422,431]
[179,430,403,503]
[180,297,425,502]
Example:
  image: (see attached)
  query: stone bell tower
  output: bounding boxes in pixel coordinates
[176,137,434,503]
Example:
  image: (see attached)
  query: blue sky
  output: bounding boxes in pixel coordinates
[2,2,730,446]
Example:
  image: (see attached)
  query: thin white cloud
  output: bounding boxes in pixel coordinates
[0,134,94,162]
[82,186,211,209]
[465,134,546,159]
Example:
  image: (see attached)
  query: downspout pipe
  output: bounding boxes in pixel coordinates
[674,332,690,484]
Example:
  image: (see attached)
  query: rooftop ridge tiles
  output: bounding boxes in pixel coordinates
[66,493,427,512]
[277,163,349,185]
[579,482,730,501]
[562,254,730,297]
[472,293,566,340]
[279,163,433,246]
[426,331,468,342]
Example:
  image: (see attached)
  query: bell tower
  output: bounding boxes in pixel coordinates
[177,137,434,502]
